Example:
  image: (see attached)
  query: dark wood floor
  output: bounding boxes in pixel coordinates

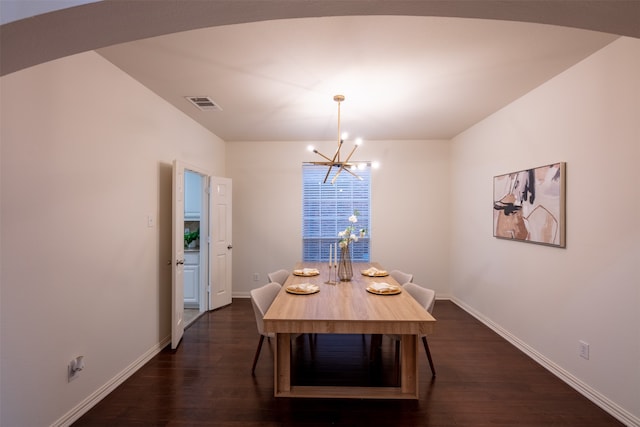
[74,299,622,426]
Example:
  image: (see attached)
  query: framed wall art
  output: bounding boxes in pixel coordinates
[493,162,566,247]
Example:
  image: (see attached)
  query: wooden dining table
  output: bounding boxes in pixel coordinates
[263,261,436,399]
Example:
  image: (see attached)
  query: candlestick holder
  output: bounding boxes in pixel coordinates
[325,263,338,285]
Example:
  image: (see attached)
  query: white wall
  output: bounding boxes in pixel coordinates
[0,51,225,426]
[449,37,640,425]
[226,139,451,298]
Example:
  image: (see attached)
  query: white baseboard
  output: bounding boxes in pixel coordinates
[52,336,172,427]
[450,297,639,427]
[232,292,251,299]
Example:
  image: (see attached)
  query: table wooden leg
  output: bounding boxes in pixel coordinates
[274,333,291,395]
[400,334,419,397]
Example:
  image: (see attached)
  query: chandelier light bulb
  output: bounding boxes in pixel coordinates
[371,161,380,169]
[355,138,363,146]
[341,132,349,141]
[307,145,315,152]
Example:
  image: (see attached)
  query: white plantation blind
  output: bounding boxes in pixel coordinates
[302,165,370,262]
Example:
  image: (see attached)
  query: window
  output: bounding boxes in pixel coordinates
[302,165,370,262]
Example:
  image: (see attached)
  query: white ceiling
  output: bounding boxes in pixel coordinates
[97,16,617,142]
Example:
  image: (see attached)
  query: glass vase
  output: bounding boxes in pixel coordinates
[337,245,353,281]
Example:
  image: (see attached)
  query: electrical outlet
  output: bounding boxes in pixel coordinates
[253,273,259,281]
[579,340,590,360]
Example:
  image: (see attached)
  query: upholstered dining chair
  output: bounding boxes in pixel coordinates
[250,282,282,374]
[267,269,290,286]
[389,270,413,285]
[389,283,436,377]
[369,270,412,359]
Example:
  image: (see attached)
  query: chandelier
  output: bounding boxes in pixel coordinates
[306,95,376,184]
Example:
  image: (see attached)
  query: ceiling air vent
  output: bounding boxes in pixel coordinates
[185,96,222,111]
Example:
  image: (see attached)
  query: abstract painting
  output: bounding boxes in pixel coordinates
[493,162,566,247]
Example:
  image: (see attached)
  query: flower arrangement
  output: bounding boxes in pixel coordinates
[338,210,367,248]
[333,210,366,281]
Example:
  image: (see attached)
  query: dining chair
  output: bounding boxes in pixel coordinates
[388,283,436,377]
[269,267,320,346]
[369,270,412,360]
[250,282,282,374]
[267,269,290,286]
[389,270,413,285]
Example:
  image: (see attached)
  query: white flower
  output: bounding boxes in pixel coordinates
[338,211,366,248]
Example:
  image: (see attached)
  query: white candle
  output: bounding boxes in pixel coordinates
[329,245,335,267]
[329,244,333,266]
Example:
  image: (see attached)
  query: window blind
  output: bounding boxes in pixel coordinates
[302,165,370,262]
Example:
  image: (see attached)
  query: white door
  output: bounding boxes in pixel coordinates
[171,160,186,349]
[210,177,232,309]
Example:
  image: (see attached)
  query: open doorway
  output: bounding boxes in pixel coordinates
[172,161,232,349]
[183,169,209,328]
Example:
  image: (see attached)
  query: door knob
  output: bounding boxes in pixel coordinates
[227,245,233,250]
[176,259,185,265]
